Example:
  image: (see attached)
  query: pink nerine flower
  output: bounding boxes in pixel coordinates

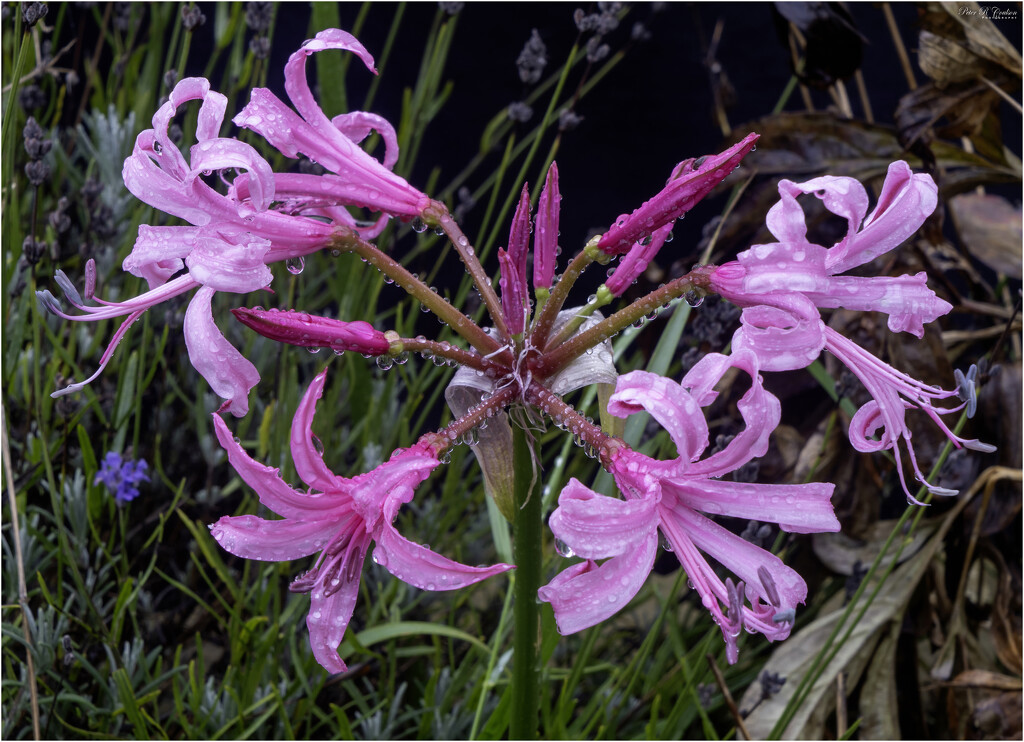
[710,161,949,343]
[209,370,513,673]
[539,351,839,662]
[41,226,271,416]
[41,73,347,415]
[708,162,993,502]
[596,133,759,255]
[233,28,435,226]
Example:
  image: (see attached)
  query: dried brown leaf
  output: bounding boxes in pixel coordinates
[859,622,903,739]
[741,490,973,738]
[950,193,1023,279]
[895,80,1002,148]
[919,29,991,87]
[949,669,1023,691]
[925,2,1023,78]
[812,517,939,576]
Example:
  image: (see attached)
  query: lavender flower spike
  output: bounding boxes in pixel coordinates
[209,369,513,673]
[232,307,392,355]
[95,451,150,504]
[539,351,839,662]
[597,132,758,255]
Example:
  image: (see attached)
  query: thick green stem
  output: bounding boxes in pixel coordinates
[343,234,504,358]
[530,244,599,350]
[434,210,510,341]
[510,421,542,740]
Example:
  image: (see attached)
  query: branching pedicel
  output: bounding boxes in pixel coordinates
[41,28,993,672]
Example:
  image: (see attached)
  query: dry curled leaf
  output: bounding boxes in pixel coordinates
[921,2,1023,80]
[949,669,1023,691]
[949,192,1023,279]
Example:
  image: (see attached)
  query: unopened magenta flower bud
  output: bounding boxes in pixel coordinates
[597,132,758,256]
[508,183,531,289]
[498,248,528,335]
[604,222,674,296]
[534,163,560,291]
[232,307,391,355]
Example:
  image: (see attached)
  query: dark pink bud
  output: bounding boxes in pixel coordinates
[508,183,531,290]
[533,162,560,290]
[604,222,674,296]
[597,132,759,255]
[232,306,391,355]
[497,248,527,335]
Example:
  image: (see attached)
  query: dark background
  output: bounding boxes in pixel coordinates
[195,1,1011,251]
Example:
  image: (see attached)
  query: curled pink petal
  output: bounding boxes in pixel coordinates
[330,111,400,170]
[289,369,345,494]
[765,175,868,248]
[375,514,513,591]
[211,404,341,518]
[189,138,275,211]
[608,371,708,466]
[731,302,825,373]
[122,225,195,289]
[829,161,938,274]
[184,286,261,417]
[209,514,333,562]
[805,273,952,339]
[538,531,658,635]
[184,227,273,294]
[546,478,660,559]
[664,478,838,534]
[307,577,360,674]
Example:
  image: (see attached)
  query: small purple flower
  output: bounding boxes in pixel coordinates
[95,452,150,503]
